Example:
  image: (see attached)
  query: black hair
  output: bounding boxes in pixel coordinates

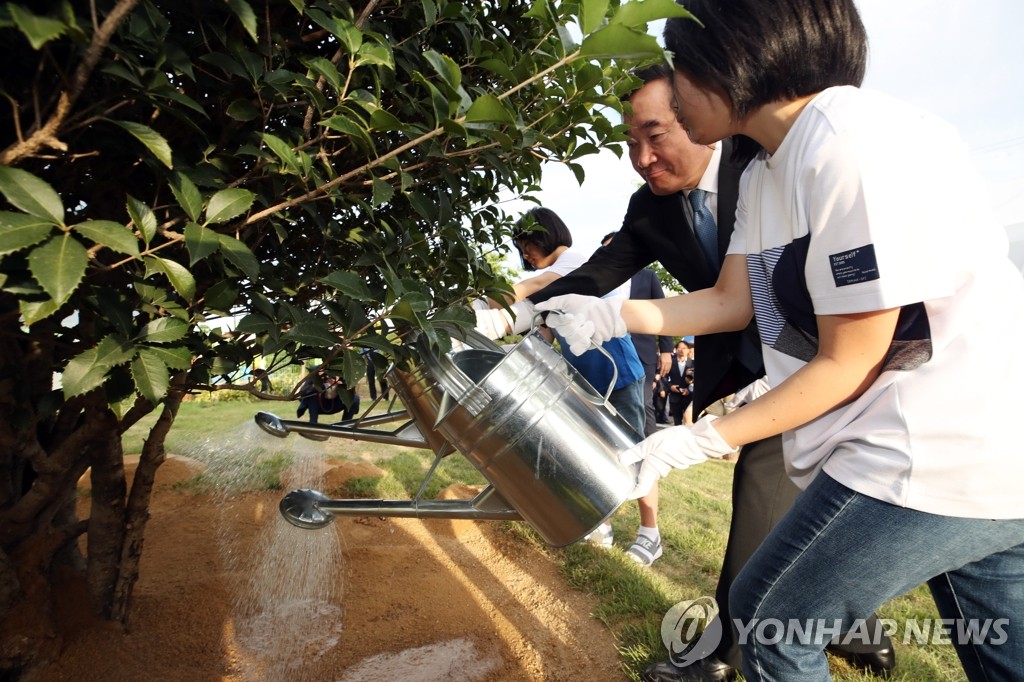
[620,62,674,104]
[513,207,573,271]
[664,0,867,163]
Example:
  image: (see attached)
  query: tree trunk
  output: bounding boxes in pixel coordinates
[112,382,183,624]
[84,411,126,619]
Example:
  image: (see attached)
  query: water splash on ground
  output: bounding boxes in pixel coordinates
[177,420,344,681]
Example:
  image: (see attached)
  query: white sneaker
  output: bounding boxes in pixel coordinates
[626,534,663,566]
[584,523,614,548]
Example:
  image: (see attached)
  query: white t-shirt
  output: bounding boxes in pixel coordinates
[729,86,1024,519]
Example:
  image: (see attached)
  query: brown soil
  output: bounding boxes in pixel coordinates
[25,454,627,682]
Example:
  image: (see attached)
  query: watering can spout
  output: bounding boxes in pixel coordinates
[255,410,289,438]
[278,487,521,530]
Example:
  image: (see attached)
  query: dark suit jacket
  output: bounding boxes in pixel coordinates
[528,138,763,415]
[667,355,692,406]
[626,268,674,376]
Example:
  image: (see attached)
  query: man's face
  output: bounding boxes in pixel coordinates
[626,79,715,196]
[675,343,689,359]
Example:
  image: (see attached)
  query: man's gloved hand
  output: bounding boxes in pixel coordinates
[619,415,739,499]
[533,294,627,355]
[473,300,536,340]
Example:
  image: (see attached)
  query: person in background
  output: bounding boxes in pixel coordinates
[362,349,390,402]
[602,231,675,437]
[653,370,670,425]
[537,1,1024,679]
[667,339,693,426]
[475,207,664,566]
[521,65,893,680]
[296,367,360,424]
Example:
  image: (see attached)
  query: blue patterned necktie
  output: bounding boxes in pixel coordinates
[688,188,719,272]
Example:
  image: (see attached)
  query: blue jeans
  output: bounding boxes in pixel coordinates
[607,377,646,439]
[730,473,1024,682]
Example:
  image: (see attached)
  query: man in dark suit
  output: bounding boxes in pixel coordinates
[667,340,693,426]
[602,231,675,437]
[527,65,893,681]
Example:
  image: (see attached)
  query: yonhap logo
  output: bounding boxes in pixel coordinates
[661,596,723,666]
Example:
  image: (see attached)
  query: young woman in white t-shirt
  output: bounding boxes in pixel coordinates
[535,0,1024,679]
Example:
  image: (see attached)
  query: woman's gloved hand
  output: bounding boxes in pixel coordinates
[473,300,536,339]
[533,294,626,355]
[619,416,739,499]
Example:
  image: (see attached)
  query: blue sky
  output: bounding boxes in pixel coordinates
[501,0,1024,258]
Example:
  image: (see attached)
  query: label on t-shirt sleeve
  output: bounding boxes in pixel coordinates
[828,245,880,287]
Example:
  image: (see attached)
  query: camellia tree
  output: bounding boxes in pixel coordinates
[0,0,694,672]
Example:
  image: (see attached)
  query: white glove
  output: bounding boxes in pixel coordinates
[723,377,771,411]
[533,294,627,355]
[619,415,739,499]
[473,300,535,339]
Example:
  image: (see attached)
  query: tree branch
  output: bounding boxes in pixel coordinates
[0,0,141,166]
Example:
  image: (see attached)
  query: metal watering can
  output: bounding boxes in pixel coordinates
[261,326,641,547]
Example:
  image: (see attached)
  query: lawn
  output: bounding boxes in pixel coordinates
[124,396,964,681]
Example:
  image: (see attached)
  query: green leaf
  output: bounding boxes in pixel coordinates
[169,172,203,223]
[524,0,554,21]
[580,0,610,35]
[184,221,219,264]
[138,317,189,344]
[368,108,404,132]
[0,167,64,225]
[111,120,173,169]
[142,345,193,370]
[226,99,260,121]
[281,321,341,348]
[304,56,342,94]
[0,212,54,256]
[305,9,361,53]
[320,270,373,300]
[28,234,88,305]
[126,195,158,245]
[205,188,254,224]
[217,234,260,280]
[580,23,664,59]
[423,50,462,91]
[401,292,432,311]
[610,0,697,28]
[412,73,449,126]
[132,349,170,403]
[72,220,140,257]
[353,42,393,70]
[19,298,60,326]
[320,115,374,150]
[204,280,240,311]
[62,335,136,399]
[371,177,394,208]
[146,256,197,301]
[235,313,277,334]
[8,5,67,49]
[262,133,301,172]
[226,0,258,42]
[464,94,515,124]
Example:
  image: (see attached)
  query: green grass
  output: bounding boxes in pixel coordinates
[126,399,964,682]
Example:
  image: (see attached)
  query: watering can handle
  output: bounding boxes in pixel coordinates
[533,313,618,406]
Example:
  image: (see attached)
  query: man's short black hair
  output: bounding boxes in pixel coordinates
[619,63,673,104]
